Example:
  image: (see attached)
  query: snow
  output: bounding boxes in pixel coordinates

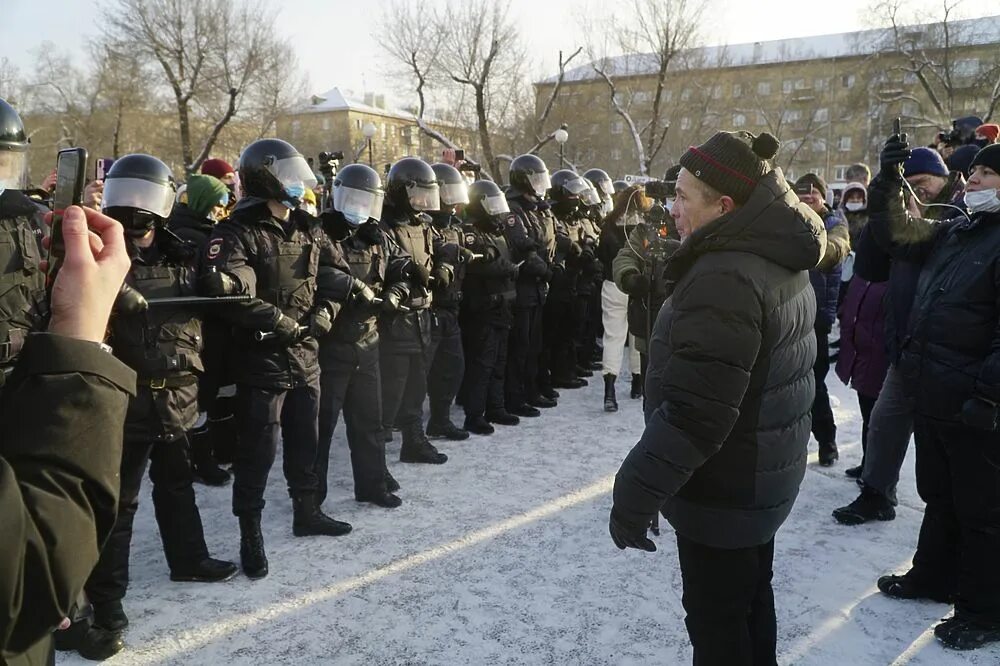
[58,367,1000,665]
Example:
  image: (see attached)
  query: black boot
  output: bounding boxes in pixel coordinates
[190,426,231,486]
[238,514,268,579]
[877,572,954,603]
[552,376,587,389]
[818,441,839,466]
[832,486,896,525]
[356,489,403,508]
[575,365,594,378]
[400,427,448,464]
[540,387,560,401]
[486,409,520,426]
[604,374,619,412]
[170,557,239,583]
[509,403,541,418]
[426,418,470,441]
[464,415,495,435]
[935,615,1000,651]
[528,394,558,408]
[292,494,353,537]
[630,373,643,399]
[76,626,126,661]
[385,470,401,492]
[92,600,128,632]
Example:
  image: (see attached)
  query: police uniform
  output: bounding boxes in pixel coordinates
[0,189,46,385]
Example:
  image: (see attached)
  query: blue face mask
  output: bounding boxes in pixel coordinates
[282,182,306,209]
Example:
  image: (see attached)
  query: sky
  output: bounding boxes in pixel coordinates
[2,0,995,106]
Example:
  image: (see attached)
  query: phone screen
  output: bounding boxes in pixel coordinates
[49,148,87,280]
[794,184,813,196]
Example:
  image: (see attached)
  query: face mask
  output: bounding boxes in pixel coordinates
[964,188,1000,214]
[845,202,866,212]
[343,209,368,226]
[282,182,306,209]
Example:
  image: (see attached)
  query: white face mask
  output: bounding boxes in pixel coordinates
[964,188,1000,214]
[845,202,866,212]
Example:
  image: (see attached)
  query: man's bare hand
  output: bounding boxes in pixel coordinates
[82,180,104,210]
[42,206,130,343]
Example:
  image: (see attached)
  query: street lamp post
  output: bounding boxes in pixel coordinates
[554,128,569,168]
[362,122,377,167]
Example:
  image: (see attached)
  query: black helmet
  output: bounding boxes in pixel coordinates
[431,163,469,207]
[509,154,551,197]
[238,138,316,205]
[612,180,628,194]
[102,154,176,233]
[386,157,439,212]
[549,169,593,204]
[583,168,614,202]
[332,163,384,226]
[466,179,510,224]
[0,97,30,190]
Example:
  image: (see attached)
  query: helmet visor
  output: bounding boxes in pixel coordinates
[439,181,470,206]
[597,178,615,197]
[482,193,510,216]
[269,155,318,190]
[102,177,176,219]
[334,185,385,226]
[581,185,601,206]
[527,171,551,197]
[0,150,28,190]
[562,176,590,196]
[407,182,440,211]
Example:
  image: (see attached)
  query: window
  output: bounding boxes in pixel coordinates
[815,77,829,91]
[681,88,692,101]
[811,168,826,181]
[834,165,850,181]
[681,117,692,130]
[901,101,919,117]
[757,81,772,96]
[711,85,723,100]
[663,89,674,102]
[814,108,829,123]
[633,91,651,104]
[842,74,856,89]
[782,79,794,94]
[903,71,918,85]
[355,119,362,129]
[954,58,980,78]
[291,120,301,138]
[756,111,768,126]
[610,149,622,161]
[611,120,624,134]
[322,117,331,131]
[733,113,747,127]
[794,78,810,90]
[381,123,386,138]
[782,109,802,124]
[733,83,742,98]
[838,136,852,151]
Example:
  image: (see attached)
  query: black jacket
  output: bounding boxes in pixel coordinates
[505,192,556,308]
[613,170,825,549]
[868,179,1000,423]
[0,334,135,665]
[461,219,518,328]
[0,190,47,373]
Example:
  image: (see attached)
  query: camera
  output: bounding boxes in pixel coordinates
[643,179,674,201]
[317,150,344,182]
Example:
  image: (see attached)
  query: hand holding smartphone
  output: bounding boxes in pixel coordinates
[48,147,88,285]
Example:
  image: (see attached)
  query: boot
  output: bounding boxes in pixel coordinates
[818,441,839,466]
[528,394,558,408]
[832,486,896,525]
[170,557,239,583]
[935,615,1000,651]
[845,464,864,479]
[238,514,268,579]
[356,490,403,508]
[552,376,587,389]
[291,494,353,537]
[604,374,619,412]
[426,418,470,441]
[93,600,128,632]
[575,365,594,378]
[76,626,125,661]
[190,426,231,486]
[400,428,448,464]
[385,470,400,492]
[630,374,643,399]
[486,409,520,426]
[509,403,541,418]
[464,415,495,435]
[877,572,953,604]
[540,387,560,401]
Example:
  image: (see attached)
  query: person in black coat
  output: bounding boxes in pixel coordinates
[610,131,825,665]
[868,140,1000,651]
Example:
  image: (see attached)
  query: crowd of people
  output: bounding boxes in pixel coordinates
[2,87,1000,664]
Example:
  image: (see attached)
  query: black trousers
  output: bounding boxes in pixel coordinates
[811,326,837,445]
[461,320,509,418]
[575,291,596,366]
[676,534,777,666]
[506,304,542,408]
[541,297,577,384]
[86,433,208,604]
[318,338,387,503]
[910,416,1000,623]
[857,392,877,465]
[425,308,465,424]
[380,347,428,438]
[232,381,320,516]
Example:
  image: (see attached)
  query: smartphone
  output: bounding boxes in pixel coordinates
[49,147,88,282]
[793,183,813,196]
[95,157,114,181]
[455,149,465,162]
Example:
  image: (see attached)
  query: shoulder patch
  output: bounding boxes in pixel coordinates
[206,238,223,260]
[464,232,478,247]
[505,214,517,227]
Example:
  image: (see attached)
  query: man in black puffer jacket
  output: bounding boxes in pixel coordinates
[868,140,1000,652]
[610,130,826,665]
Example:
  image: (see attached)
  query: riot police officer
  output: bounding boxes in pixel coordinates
[0,98,46,382]
[460,180,520,435]
[504,154,558,416]
[426,162,473,441]
[378,157,448,464]
[201,138,353,581]
[584,168,616,220]
[84,154,237,655]
[316,163,409,509]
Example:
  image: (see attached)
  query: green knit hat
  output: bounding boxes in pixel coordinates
[186,174,229,217]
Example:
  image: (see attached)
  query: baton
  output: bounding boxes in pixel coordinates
[254,325,307,342]
[146,294,252,307]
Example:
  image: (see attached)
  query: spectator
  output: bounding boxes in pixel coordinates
[903,147,966,219]
[975,123,999,147]
[838,182,869,247]
[845,163,872,186]
[947,144,979,177]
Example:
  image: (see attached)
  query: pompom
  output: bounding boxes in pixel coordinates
[751,133,780,160]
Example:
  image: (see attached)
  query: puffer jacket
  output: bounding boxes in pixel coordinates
[809,207,850,331]
[613,169,826,549]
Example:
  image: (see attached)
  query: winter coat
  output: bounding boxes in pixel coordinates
[869,177,1000,423]
[0,334,135,665]
[613,169,825,549]
[837,182,870,248]
[836,277,890,398]
[809,208,850,331]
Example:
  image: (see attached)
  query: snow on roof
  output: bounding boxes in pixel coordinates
[298,87,417,121]
[539,15,1000,85]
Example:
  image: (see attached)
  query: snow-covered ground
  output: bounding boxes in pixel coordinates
[59,369,997,665]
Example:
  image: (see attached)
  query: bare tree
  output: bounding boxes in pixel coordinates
[102,0,300,174]
[589,0,708,176]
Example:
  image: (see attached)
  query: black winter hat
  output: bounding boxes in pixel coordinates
[795,173,828,200]
[969,144,1000,175]
[679,131,779,204]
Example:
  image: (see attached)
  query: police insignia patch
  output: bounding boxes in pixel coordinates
[464,233,477,246]
[207,239,222,260]
[505,215,516,227]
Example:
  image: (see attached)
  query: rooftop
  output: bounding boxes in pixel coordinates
[537,15,1000,85]
[297,87,416,121]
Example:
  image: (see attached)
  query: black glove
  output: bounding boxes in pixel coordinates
[381,290,402,313]
[200,267,239,296]
[481,245,500,262]
[521,254,548,278]
[431,264,453,289]
[498,259,519,280]
[961,397,999,431]
[879,135,911,183]
[306,306,334,339]
[459,247,477,263]
[115,283,149,315]
[273,314,302,346]
[609,507,657,552]
[621,271,650,297]
[404,261,431,287]
[349,279,378,307]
